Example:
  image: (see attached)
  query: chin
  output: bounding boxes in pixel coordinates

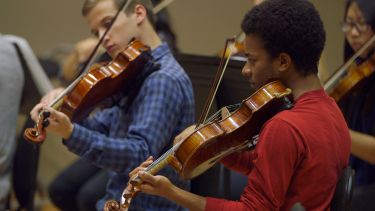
[109,51,118,59]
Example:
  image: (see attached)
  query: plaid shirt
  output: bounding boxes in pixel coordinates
[64,43,195,211]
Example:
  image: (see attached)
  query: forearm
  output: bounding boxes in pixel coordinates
[350,129,375,164]
[165,184,206,211]
[65,124,149,173]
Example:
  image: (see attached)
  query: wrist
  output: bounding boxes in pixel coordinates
[63,123,74,140]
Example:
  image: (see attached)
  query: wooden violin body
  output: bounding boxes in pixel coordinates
[174,80,293,179]
[325,34,375,102]
[60,40,151,121]
[24,40,151,144]
[328,59,375,102]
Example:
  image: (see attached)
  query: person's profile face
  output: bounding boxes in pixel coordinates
[85,0,139,58]
[344,2,374,56]
[241,34,280,89]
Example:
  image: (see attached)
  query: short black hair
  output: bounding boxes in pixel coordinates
[241,0,326,75]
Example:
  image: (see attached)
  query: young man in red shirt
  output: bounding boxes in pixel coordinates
[130,0,351,210]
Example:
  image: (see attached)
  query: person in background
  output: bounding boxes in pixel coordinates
[339,0,375,210]
[129,0,351,210]
[0,36,24,210]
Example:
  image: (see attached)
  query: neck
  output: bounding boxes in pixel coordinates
[285,73,322,100]
[139,21,162,50]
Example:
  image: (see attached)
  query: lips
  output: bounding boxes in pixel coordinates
[349,41,363,51]
[106,45,116,53]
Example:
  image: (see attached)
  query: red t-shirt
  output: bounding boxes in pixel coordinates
[205,89,351,211]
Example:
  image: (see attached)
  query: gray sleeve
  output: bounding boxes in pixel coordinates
[0,37,24,206]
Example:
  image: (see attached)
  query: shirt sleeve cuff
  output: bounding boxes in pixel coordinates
[63,123,92,154]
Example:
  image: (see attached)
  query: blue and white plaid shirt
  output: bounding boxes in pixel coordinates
[64,43,195,211]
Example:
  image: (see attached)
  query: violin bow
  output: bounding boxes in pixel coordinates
[197,34,242,125]
[324,34,375,92]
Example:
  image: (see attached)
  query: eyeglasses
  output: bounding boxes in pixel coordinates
[341,21,370,33]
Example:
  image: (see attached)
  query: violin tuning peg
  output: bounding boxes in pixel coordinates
[43,119,50,128]
[43,111,51,118]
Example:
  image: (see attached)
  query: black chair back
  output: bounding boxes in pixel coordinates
[331,166,355,211]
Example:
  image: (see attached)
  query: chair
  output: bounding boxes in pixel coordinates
[330,166,355,211]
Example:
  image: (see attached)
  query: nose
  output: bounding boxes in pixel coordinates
[98,29,110,43]
[241,62,251,78]
[348,26,360,37]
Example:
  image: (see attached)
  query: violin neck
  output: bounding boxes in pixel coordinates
[131,145,180,186]
[147,154,175,175]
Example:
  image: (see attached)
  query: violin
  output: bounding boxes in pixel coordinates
[24,40,151,144]
[324,34,375,102]
[104,80,293,211]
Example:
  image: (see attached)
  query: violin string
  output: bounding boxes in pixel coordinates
[204,103,241,124]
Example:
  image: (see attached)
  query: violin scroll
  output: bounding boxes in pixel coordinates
[103,182,140,211]
[23,110,50,144]
[104,200,122,211]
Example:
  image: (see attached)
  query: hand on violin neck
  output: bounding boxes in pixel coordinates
[41,87,65,105]
[30,87,65,123]
[39,107,74,140]
[137,171,174,198]
[125,156,154,196]
[174,125,196,145]
[30,102,48,123]
[128,156,154,180]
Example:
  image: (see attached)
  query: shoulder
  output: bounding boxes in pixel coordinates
[256,114,306,158]
[261,113,301,138]
[145,54,192,91]
[259,112,305,147]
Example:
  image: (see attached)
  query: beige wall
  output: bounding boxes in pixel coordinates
[0,1,90,55]
[313,0,346,81]
[1,0,345,77]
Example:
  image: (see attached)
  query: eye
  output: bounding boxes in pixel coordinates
[91,30,99,38]
[104,21,112,29]
[248,58,256,65]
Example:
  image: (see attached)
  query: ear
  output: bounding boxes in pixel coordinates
[277,53,292,72]
[134,4,147,25]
